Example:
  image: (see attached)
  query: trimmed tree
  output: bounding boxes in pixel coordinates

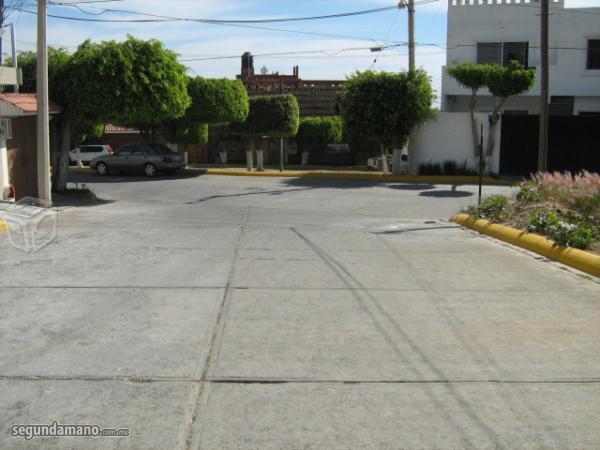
[180,77,249,163]
[296,116,343,163]
[341,70,434,174]
[231,95,299,171]
[43,36,191,191]
[447,61,535,159]
[186,77,249,124]
[160,119,208,160]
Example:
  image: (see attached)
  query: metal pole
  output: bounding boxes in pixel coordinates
[537,0,549,172]
[37,0,51,204]
[408,0,415,70]
[478,123,484,206]
[10,23,17,93]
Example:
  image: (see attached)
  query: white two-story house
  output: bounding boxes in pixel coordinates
[441,0,600,116]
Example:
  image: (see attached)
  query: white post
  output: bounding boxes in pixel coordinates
[184,151,188,168]
[0,132,9,199]
[36,0,51,204]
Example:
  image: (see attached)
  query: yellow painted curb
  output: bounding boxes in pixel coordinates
[68,166,513,185]
[450,213,600,278]
[204,169,511,185]
[0,220,6,232]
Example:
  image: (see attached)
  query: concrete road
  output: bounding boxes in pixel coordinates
[1,172,598,449]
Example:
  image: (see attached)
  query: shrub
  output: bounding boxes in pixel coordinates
[549,222,594,249]
[526,171,600,204]
[231,94,300,138]
[296,116,343,154]
[419,160,477,176]
[443,160,458,175]
[467,194,509,222]
[458,160,478,176]
[419,162,443,175]
[527,207,597,249]
[186,77,249,124]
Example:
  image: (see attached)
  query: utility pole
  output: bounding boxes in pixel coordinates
[10,22,17,92]
[0,0,4,65]
[408,0,415,70]
[537,0,549,172]
[399,1,416,70]
[37,0,51,204]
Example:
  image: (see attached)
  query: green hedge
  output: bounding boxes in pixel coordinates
[231,94,300,138]
[296,116,343,151]
[187,77,249,125]
[161,120,208,145]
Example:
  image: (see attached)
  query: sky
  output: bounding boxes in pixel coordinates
[4,0,600,100]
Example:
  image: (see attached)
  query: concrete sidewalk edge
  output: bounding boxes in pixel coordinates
[450,213,600,278]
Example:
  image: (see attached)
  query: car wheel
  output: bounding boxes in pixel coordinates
[96,162,109,176]
[144,163,157,178]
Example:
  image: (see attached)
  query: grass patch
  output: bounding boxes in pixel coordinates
[465,171,600,253]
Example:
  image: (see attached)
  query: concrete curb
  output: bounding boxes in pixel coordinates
[450,213,600,278]
[69,166,514,185]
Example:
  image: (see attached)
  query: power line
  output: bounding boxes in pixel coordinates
[178,44,403,62]
[38,2,402,23]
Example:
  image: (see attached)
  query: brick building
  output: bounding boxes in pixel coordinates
[237,52,344,116]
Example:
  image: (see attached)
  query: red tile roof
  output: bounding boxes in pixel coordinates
[0,93,60,114]
[104,124,140,134]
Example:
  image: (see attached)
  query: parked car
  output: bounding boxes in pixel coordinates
[90,143,186,177]
[366,151,408,172]
[69,145,113,166]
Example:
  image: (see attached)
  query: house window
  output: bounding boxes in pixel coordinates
[503,42,529,67]
[477,43,501,64]
[477,42,528,66]
[587,39,600,70]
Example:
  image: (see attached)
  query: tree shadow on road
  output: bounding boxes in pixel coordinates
[419,190,474,198]
[67,169,207,185]
[282,178,439,192]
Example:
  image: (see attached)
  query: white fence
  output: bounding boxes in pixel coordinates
[409,112,501,175]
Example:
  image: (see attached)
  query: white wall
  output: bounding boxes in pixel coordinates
[442,0,600,109]
[0,132,8,199]
[410,112,501,174]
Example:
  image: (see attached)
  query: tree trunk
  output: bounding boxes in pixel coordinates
[246,138,254,172]
[256,149,264,172]
[486,98,507,157]
[469,89,480,156]
[380,142,389,174]
[52,118,71,193]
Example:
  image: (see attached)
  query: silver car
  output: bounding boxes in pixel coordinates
[90,144,186,177]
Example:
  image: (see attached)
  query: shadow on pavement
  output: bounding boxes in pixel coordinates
[52,189,114,208]
[283,178,442,192]
[419,190,474,198]
[67,169,207,185]
[386,183,435,191]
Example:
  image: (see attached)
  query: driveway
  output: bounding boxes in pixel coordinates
[1,172,598,449]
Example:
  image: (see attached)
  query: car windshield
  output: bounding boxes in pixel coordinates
[149,144,176,155]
